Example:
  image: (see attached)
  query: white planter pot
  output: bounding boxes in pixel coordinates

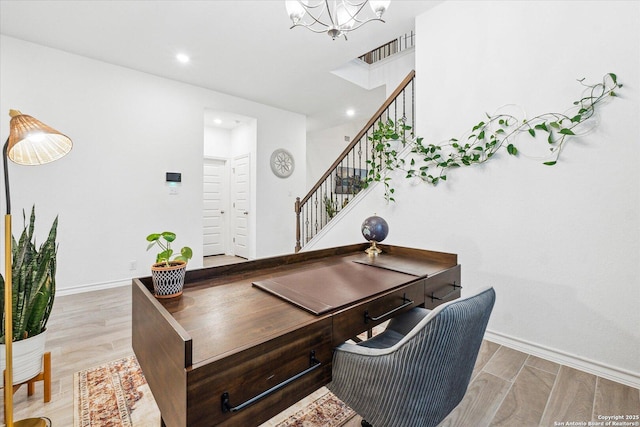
[0,329,47,385]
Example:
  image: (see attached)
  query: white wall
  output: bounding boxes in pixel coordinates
[306,122,361,187]
[307,1,640,386]
[0,35,306,293]
[331,48,415,97]
[204,126,231,158]
[368,49,415,98]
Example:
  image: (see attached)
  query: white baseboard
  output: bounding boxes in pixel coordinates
[485,329,640,389]
[56,279,131,297]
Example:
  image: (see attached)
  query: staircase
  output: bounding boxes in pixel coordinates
[295,70,416,252]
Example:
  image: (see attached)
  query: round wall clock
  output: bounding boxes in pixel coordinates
[270,148,295,178]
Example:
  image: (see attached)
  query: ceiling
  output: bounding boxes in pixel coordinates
[0,0,439,131]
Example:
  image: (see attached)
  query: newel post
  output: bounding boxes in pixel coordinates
[295,197,301,253]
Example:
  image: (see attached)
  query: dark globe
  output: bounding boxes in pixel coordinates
[361,216,389,243]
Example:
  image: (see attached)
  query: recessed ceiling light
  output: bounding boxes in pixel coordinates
[176,53,190,64]
[346,109,355,117]
[214,118,222,125]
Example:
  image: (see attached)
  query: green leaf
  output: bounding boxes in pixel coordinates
[570,115,582,123]
[478,130,485,140]
[543,161,557,166]
[146,233,161,242]
[507,144,518,155]
[157,249,173,263]
[550,122,560,129]
[548,134,555,144]
[559,128,575,135]
[528,129,535,137]
[535,123,549,132]
[609,73,617,84]
[181,247,193,260]
[161,231,177,242]
[472,121,485,131]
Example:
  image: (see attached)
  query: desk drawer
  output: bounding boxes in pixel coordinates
[332,279,424,346]
[425,264,462,309]
[186,317,332,427]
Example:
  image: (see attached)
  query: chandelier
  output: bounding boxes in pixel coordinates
[285,0,391,40]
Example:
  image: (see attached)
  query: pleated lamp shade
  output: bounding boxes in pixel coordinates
[7,109,72,165]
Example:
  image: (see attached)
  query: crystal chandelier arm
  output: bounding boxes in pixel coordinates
[289,22,332,32]
[338,0,384,31]
[341,16,385,32]
[292,0,334,29]
[324,0,336,27]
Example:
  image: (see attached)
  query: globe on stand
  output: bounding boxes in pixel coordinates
[361,215,389,256]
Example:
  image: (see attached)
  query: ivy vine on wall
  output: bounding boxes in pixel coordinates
[364,73,622,202]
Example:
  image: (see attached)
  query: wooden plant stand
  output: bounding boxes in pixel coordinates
[3,351,51,411]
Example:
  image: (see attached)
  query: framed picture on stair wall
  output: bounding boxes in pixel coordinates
[335,167,367,195]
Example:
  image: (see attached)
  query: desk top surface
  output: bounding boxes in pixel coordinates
[144,244,456,366]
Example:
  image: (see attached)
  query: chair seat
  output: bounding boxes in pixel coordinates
[358,307,430,349]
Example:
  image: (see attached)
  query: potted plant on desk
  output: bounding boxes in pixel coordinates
[0,206,57,385]
[146,231,192,299]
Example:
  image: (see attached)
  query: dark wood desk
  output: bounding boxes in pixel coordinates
[132,244,461,427]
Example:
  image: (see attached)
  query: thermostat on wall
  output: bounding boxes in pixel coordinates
[166,172,182,183]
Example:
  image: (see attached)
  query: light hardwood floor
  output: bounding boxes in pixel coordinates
[5,280,639,426]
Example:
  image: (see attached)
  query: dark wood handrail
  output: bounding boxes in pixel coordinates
[299,70,415,207]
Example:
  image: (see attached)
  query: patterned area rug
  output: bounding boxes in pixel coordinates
[74,355,355,427]
[74,356,159,427]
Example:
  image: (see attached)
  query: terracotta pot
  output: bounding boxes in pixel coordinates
[0,329,47,385]
[151,260,187,298]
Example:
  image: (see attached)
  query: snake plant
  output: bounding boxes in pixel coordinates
[0,206,57,344]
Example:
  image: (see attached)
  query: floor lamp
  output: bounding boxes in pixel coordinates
[3,110,72,427]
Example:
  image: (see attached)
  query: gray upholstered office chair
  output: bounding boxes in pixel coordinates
[328,287,496,427]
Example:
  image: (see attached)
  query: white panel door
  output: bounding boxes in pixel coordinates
[203,158,226,256]
[232,155,250,259]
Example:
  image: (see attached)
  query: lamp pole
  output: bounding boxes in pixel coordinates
[3,137,17,426]
[3,110,72,427]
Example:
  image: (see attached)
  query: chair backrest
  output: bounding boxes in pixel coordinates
[408,287,496,423]
[329,287,495,427]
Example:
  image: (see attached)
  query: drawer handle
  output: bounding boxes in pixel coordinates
[364,293,414,324]
[221,350,321,413]
[429,282,462,302]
